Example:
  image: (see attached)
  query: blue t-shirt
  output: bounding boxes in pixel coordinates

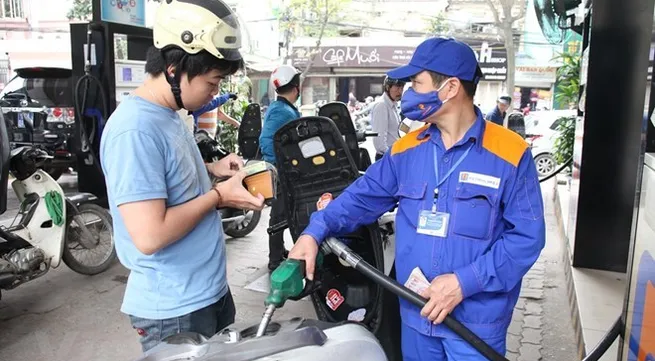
[100,96,228,320]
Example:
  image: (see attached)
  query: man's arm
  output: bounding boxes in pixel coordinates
[302,153,399,244]
[103,130,219,255]
[454,150,546,298]
[371,104,389,154]
[193,94,231,117]
[217,109,240,127]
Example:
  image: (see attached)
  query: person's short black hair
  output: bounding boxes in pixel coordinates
[428,71,477,99]
[499,95,512,103]
[144,46,244,80]
[275,74,301,94]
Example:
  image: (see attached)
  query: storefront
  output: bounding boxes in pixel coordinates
[290,38,508,107]
[515,65,558,111]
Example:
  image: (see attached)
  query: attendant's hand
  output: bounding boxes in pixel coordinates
[287,235,320,280]
[420,273,464,324]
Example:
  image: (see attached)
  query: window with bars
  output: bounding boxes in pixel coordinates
[1,0,25,19]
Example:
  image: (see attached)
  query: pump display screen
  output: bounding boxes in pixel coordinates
[99,0,146,27]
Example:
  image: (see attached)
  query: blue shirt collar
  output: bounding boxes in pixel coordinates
[417,106,486,150]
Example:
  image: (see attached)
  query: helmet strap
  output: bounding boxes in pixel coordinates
[166,71,185,109]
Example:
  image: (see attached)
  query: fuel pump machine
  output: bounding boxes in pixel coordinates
[69,0,152,205]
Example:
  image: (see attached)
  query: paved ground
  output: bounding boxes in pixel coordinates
[0,174,577,361]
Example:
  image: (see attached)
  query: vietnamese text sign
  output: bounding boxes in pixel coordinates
[291,39,507,81]
[101,0,146,27]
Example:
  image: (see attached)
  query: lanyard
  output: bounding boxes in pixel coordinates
[432,143,473,212]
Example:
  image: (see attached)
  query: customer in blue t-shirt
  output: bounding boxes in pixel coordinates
[99,1,264,353]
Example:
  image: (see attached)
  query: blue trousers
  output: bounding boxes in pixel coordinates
[401,323,507,361]
[129,290,236,353]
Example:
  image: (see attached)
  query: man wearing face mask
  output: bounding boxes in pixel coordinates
[288,37,545,360]
[259,64,302,271]
[372,76,406,161]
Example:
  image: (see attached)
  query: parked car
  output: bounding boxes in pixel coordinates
[524,110,577,177]
[0,67,75,180]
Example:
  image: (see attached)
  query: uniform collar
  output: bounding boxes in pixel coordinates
[417,106,485,150]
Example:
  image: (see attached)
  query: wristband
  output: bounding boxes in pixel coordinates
[212,188,223,209]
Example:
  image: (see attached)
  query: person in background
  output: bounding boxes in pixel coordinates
[371,76,406,161]
[485,95,512,126]
[258,64,302,272]
[192,92,241,129]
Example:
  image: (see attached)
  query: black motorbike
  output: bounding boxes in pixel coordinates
[195,104,263,238]
[267,115,402,361]
[318,101,377,172]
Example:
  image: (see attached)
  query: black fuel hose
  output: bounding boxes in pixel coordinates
[539,157,573,183]
[325,239,509,361]
[580,316,623,361]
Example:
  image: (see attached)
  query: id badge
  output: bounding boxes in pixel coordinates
[417,210,450,237]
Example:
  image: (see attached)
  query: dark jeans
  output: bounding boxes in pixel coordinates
[268,183,287,269]
[129,289,236,353]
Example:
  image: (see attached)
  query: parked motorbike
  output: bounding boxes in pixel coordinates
[266,115,402,361]
[194,104,263,238]
[0,144,116,300]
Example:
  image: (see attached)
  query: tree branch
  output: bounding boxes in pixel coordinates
[511,0,527,22]
[300,0,331,83]
[485,0,502,26]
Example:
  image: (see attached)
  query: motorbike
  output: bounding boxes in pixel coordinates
[194,104,263,238]
[263,115,402,360]
[318,101,378,172]
[0,142,116,300]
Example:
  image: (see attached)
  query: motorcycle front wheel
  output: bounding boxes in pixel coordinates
[224,210,262,238]
[63,203,117,275]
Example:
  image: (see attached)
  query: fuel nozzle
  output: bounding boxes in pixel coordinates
[255,256,324,338]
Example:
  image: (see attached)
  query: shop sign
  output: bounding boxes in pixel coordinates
[515,66,557,84]
[290,39,508,81]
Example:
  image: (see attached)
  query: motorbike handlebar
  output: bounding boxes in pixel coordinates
[267,220,288,236]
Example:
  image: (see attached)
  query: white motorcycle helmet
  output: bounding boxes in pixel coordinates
[152,0,243,108]
[271,65,301,92]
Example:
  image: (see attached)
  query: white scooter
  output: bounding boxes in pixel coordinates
[0,146,116,300]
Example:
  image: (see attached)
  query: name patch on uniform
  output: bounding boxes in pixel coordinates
[459,172,501,189]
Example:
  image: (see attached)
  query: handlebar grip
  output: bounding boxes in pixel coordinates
[267,221,288,236]
[364,132,378,137]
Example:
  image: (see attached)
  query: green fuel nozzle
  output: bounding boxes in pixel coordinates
[265,258,307,308]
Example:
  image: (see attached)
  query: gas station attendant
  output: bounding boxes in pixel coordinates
[288,37,546,360]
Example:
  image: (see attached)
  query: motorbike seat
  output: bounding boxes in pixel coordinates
[238,103,263,160]
[318,102,365,170]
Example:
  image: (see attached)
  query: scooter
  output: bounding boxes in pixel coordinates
[318,101,377,172]
[194,104,263,239]
[264,115,401,360]
[0,145,116,300]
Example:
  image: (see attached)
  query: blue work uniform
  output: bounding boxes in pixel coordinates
[192,93,231,127]
[303,108,545,360]
[259,98,301,164]
[485,106,506,126]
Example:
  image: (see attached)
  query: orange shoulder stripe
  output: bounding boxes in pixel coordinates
[391,124,431,156]
[481,121,528,167]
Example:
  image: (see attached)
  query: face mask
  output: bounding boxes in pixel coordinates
[400,80,451,121]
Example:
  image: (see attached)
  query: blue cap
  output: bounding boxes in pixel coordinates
[387,37,484,84]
